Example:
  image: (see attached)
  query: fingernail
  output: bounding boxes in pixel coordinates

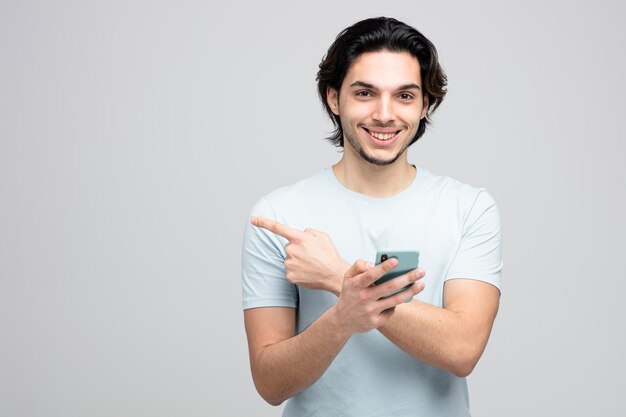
[389,258,398,266]
[251,217,257,225]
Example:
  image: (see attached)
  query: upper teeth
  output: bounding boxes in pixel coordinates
[370,131,395,140]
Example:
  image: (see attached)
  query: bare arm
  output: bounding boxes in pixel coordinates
[324,261,500,377]
[378,278,500,377]
[309,260,500,377]
[244,307,348,405]
[243,258,424,406]
[251,217,500,377]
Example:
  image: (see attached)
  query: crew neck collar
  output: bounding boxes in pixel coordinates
[325,165,425,205]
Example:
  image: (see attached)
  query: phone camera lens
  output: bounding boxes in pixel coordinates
[381,254,388,262]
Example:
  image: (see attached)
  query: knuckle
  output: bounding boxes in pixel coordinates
[364,304,376,315]
[285,271,297,283]
[357,291,369,303]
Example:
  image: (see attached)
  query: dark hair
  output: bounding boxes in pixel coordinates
[316,17,448,147]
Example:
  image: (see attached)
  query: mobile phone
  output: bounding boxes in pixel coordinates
[374,250,420,298]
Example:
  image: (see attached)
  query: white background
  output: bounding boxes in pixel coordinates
[1,0,625,415]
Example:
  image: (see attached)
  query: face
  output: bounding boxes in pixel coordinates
[327,50,428,166]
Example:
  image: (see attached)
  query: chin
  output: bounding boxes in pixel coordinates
[359,149,404,166]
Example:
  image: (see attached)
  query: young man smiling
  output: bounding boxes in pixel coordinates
[242,17,502,417]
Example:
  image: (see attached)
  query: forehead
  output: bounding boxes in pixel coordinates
[342,50,422,90]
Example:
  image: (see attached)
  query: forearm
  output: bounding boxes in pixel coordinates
[325,267,469,374]
[251,307,350,405]
[325,261,496,377]
[294,255,481,374]
[377,301,493,377]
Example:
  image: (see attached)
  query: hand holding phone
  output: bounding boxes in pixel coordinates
[374,250,420,299]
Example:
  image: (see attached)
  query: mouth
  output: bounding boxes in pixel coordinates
[362,127,401,144]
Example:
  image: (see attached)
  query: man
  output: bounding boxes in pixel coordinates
[241,17,502,417]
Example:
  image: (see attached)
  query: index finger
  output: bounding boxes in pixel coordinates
[251,216,302,241]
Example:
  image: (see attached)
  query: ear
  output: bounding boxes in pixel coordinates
[327,88,340,115]
[420,95,429,120]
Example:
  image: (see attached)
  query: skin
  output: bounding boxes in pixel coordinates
[244,50,500,406]
[327,50,428,197]
[245,218,425,405]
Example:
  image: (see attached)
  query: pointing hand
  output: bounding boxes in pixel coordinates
[252,216,349,295]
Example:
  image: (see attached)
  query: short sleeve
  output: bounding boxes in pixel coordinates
[445,190,503,291]
[241,198,299,310]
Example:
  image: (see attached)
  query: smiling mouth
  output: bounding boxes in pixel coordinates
[363,128,401,141]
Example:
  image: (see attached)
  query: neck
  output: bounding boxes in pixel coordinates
[332,149,416,198]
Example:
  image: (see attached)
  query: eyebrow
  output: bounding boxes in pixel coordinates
[349,81,421,91]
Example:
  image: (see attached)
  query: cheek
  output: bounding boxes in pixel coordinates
[340,100,373,122]
[399,106,424,125]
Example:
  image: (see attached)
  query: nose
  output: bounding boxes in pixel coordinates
[372,95,394,124]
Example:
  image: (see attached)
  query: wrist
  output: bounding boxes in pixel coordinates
[326,304,353,339]
[330,260,350,296]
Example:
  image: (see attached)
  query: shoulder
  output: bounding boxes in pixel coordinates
[417,166,496,215]
[252,169,332,214]
[247,168,331,220]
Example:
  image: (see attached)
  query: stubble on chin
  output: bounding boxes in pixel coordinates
[344,128,412,166]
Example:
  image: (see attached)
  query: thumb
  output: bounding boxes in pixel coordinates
[344,259,374,280]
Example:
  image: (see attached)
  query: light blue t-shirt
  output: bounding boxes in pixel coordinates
[242,166,502,417]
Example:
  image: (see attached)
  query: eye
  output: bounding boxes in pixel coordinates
[399,93,414,101]
[355,90,373,98]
